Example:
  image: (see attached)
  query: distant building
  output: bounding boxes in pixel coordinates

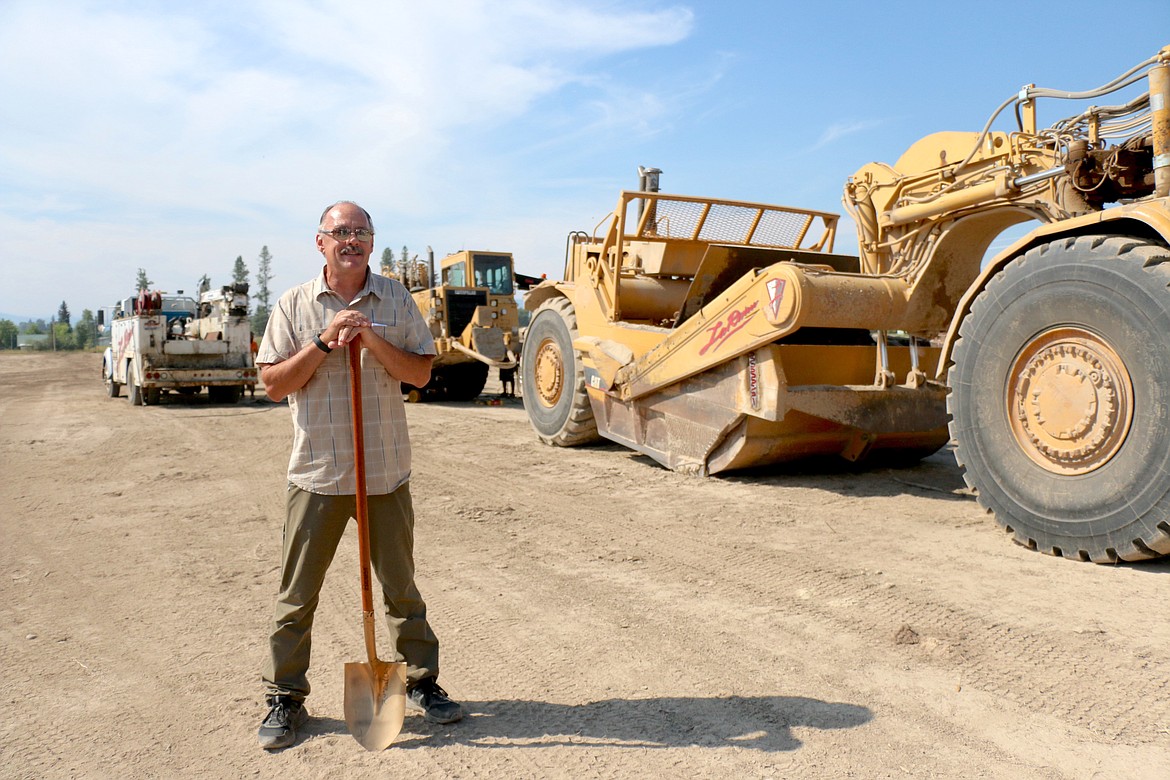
[17,334,50,349]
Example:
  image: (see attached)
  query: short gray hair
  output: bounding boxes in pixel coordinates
[318,201,375,232]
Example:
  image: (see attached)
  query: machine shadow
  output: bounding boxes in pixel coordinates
[621,444,973,503]
[302,694,872,752]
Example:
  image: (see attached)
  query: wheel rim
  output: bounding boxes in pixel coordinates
[533,336,565,410]
[1007,326,1133,475]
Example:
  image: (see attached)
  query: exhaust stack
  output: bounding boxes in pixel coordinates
[636,166,662,230]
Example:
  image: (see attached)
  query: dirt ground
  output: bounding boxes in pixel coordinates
[3,351,1170,779]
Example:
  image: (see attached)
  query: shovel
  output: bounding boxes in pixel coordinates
[343,340,408,750]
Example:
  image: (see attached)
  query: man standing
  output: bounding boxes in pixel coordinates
[255,201,462,751]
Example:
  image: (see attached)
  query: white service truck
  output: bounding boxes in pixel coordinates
[100,285,257,405]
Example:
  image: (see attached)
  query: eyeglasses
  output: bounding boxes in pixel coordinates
[318,227,374,242]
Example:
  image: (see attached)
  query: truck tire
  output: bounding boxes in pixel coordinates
[208,385,241,404]
[104,363,120,398]
[521,297,599,446]
[128,374,144,407]
[948,235,1170,562]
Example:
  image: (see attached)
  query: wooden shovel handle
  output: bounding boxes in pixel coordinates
[348,341,379,663]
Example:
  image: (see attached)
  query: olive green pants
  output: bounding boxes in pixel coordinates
[262,482,440,701]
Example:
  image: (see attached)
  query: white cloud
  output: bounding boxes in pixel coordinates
[0,0,700,317]
[808,119,886,152]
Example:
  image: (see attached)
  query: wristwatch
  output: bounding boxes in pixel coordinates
[312,332,333,353]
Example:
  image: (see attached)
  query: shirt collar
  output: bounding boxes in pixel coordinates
[312,266,383,305]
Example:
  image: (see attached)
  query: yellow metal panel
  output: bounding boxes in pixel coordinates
[937,201,1170,376]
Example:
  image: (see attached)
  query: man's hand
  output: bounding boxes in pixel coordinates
[262,309,433,400]
[322,309,371,349]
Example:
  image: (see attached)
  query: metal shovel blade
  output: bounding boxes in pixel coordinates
[343,659,407,751]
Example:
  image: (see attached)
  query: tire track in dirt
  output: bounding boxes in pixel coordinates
[406,431,1022,778]
[398,467,832,777]
[512,480,1170,746]
[0,622,80,780]
[410,410,1160,773]
[0,375,288,778]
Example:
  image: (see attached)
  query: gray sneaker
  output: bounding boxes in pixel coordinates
[407,678,463,724]
[258,695,308,750]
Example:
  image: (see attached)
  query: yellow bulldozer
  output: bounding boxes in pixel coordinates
[401,248,524,401]
[521,46,1170,563]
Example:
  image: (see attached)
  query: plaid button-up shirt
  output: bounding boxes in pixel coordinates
[257,268,436,496]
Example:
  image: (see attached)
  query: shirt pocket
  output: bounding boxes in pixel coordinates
[297,327,343,371]
[371,321,407,350]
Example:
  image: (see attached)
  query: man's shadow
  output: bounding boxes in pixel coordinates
[301,694,871,752]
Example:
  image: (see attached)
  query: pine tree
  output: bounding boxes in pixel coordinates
[252,246,274,336]
[232,256,249,287]
[381,247,395,277]
[57,301,72,331]
[136,268,152,291]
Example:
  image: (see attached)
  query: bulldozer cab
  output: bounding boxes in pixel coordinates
[443,252,515,296]
[431,251,520,344]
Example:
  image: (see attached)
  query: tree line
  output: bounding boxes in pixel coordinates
[1,243,430,351]
[0,246,277,351]
[0,301,99,352]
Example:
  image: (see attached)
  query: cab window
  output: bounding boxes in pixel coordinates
[444,261,467,287]
[471,254,514,295]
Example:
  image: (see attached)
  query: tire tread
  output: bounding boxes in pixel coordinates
[524,297,599,447]
[949,234,1170,562]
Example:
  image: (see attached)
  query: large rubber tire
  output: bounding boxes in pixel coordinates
[447,363,490,402]
[410,368,449,401]
[521,297,599,446]
[948,235,1170,562]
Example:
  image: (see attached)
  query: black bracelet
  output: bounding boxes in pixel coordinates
[312,333,333,353]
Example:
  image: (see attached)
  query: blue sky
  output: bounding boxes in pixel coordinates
[1,0,1166,321]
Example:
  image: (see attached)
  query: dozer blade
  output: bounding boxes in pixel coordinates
[589,344,949,475]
